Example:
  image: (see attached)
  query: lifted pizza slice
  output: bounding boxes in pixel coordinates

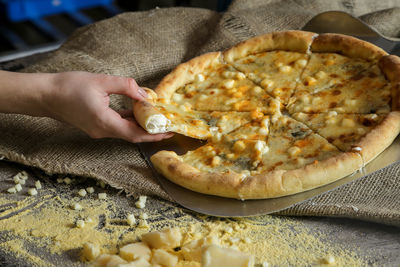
[134,89,252,139]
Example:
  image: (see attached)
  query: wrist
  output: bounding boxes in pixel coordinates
[0,71,56,117]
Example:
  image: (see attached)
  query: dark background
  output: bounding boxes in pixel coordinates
[0,0,231,62]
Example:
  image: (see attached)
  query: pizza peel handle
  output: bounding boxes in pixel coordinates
[302,11,400,55]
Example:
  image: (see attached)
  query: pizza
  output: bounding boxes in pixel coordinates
[133,31,400,199]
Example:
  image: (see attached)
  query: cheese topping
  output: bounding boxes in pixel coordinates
[146,114,170,134]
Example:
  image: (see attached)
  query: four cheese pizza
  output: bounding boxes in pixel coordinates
[133,31,400,199]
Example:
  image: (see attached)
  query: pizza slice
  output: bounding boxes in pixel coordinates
[287,64,391,114]
[295,52,372,95]
[133,89,252,139]
[155,52,282,114]
[292,112,400,164]
[226,50,309,104]
[291,112,385,151]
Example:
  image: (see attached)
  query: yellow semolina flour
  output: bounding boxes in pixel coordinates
[0,176,368,266]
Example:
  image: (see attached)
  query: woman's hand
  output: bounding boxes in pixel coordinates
[0,70,173,143]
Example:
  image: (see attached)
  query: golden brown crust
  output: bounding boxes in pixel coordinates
[151,150,363,200]
[379,55,400,110]
[239,152,362,199]
[150,151,242,198]
[155,52,222,99]
[223,30,316,62]
[311,33,387,61]
[356,111,400,163]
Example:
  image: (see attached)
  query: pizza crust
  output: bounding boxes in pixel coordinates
[379,55,400,111]
[355,111,400,164]
[223,30,316,62]
[311,33,387,61]
[155,52,222,99]
[151,150,363,200]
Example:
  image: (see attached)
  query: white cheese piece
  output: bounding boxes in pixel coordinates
[78,189,87,197]
[202,245,255,267]
[86,187,95,194]
[221,79,235,89]
[138,219,149,228]
[119,257,151,267]
[151,249,178,267]
[76,220,85,228]
[135,196,147,209]
[15,184,22,192]
[13,175,20,184]
[260,79,274,89]
[72,203,82,211]
[98,193,107,200]
[195,73,205,83]
[7,187,17,194]
[119,242,151,261]
[63,177,72,185]
[19,171,28,179]
[81,242,100,261]
[172,93,184,102]
[145,114,170,134]
[141,228,182,249]
[251,86,263,95]
[57,178,63,183]
[93,254,127,267]
[322,255,335,264]
[127,214,136,226]
[139,213,148,220]
[295,59,307,67]
[235,72,246,80]
[35,181,42,190]
[279,65,291,73]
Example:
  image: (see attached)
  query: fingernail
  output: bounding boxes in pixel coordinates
[138,87,148,99]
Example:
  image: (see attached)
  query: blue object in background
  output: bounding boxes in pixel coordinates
[1,0,114,22]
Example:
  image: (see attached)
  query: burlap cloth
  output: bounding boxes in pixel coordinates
[1,0,399,226]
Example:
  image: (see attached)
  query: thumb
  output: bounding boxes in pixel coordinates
[102,76,148,101]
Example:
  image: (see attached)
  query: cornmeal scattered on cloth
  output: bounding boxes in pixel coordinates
[0,177,367,266]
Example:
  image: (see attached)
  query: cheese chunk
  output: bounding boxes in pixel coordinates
[92,254,127,267]
[201,245,255,267]
[141,228,182,249]
[119,242,151,261]
[81,242,100,261]
[145,114,170,134]
[151,249,178,267]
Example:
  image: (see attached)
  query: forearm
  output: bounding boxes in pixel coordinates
[0,70,54,117]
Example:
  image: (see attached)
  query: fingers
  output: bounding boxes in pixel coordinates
[101,75,148,101]
[100,109,174,143]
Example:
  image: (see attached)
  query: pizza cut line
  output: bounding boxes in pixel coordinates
[133,31,400,200]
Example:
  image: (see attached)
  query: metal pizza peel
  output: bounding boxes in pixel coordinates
[137,11,400,217]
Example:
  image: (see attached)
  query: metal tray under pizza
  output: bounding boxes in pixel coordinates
[138,11,400,217]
